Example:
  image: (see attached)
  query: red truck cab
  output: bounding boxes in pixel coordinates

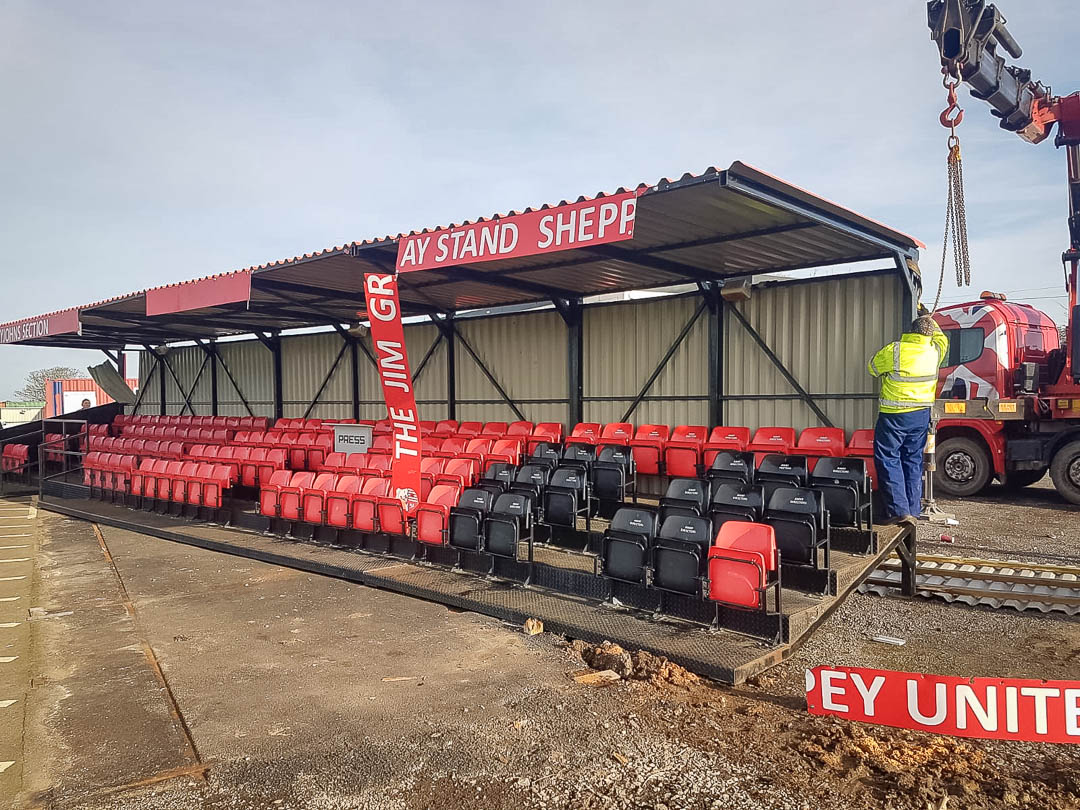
[931,293,1080,502]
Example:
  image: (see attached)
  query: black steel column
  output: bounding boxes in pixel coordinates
[349,336,360,421]
[116,348,127,379]
[157,350,167,415]
[566,299,584,427]
[445,317,456,420]
[209,340,219,416]
[706,288,724,428]
[269,333,284,422]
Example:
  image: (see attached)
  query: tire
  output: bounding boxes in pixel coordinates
[1002,468,1047,490]
[935,436,992,498]
[1049,440,1080,505]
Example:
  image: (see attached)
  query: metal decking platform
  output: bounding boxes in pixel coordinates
[37,490,911,684]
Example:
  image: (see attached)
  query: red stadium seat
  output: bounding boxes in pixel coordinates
[437,458,478,489]
[566,423,601,447]
[796,427,847,471]
[707,522,778,610]
[173,462,200,503]
[629,425,669,475]
[307,433,333,470]
[663,425,708,478]
[421,436,443,455]
[485,439,522,469]
[748,427,797,464]
[325,475,363,528]
[434,436,466,458]
[376,491,410,536]
[419,420,437,433]
[365,454,392,475]
[350,477,390,532]
[845,429,877,488]
[369,434,393,455]
[289,433,318,470]
[320,452,347,473]
[598,422,633,448]
[506,421,533,438]
[462,438,494,465]
[131,459,156,498]
[343,453,369,474]
[239,447,266,487]
[259,469,293,516]
[433,419,458,437]
[301,473,339,524]
[415,485,462,545]
[527,423,563,454]
[278,472,315,521]
[703,427,751,467]
[481,422,508,437]
[456,421,483,438]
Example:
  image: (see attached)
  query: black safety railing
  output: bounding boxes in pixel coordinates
[36,418,91,496]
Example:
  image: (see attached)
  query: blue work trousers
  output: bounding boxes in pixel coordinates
[873,408,930,519]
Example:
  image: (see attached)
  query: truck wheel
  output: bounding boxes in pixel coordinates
[1049,441,1080,505]
[935,437,992,498]
[1002,468,1046,490]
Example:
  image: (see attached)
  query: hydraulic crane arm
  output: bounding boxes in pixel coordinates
[928,0,1080,148]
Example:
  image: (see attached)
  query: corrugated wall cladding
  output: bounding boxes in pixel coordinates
[455,311,568,426]
[722,272,902,434]
[218,340,275,417]
[356,321,449,421]
[584,296,709,427]
[282,332,352,419]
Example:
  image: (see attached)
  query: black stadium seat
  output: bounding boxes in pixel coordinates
[509,464,550,503]
[529,442,561,470]
[478,463,516,498]
[755,454,809,502]
[560,443,595,473]
[542,466,590,529]
[810,457,872,529]
[484,492,534,558]
[590,445,636,516]
[765,487,830,569]
[708,483,764,532]
[449,488,494,550]
[706,450,755,489]
[601,507,657,584]
[651,514,712,595]
[658,478,709,523]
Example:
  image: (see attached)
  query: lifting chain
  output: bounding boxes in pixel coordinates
[934,71,972,312]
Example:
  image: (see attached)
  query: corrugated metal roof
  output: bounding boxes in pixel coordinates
[0,161,922,349]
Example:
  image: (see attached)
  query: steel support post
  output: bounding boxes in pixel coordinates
[209,341,219,416]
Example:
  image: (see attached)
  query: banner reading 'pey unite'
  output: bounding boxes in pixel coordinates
[363,273,422,515]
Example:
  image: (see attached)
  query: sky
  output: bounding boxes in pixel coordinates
[0,1,1076,399]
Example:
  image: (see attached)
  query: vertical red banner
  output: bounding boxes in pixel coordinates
[363,273,422,515]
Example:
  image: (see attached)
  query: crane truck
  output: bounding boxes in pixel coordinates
[925,0,1080,504]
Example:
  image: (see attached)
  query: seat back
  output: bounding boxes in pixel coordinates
[657,514,711,546]
[322,452,346,470]
[457,421,483,437]
[846,429,875,457]
[567,422,601,444]
[707,426,751,450]
[506,421,533,437]
[669,425,707,446]
[530,443,561,468]
[481,422,508,436]
[707,451,754,485]
[561,444,595,469]
[549,465,585,494]
[653,514,713,594]
[482,462,515,487]
[599,422,633,446]
[661,478,708,514]
[749,427,797,454]
[797,427,846,457]
[608,507,657,543]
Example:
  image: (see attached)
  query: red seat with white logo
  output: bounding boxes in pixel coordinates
[598,422,633,448]
[748,427,797,464]
[415,485,463,545]
[707,521,778,610]
[566,423,601,447]
[663,425,708,478]
[796,427,847,471]
[703,426,751,467]
[629,424,669,475]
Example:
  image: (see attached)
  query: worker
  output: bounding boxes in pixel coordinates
[867,315,948,524]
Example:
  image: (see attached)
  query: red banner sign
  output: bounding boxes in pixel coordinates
[363,273,422,515]
[0,309,81,344]
[396,191,641,272]
[806,666,1080,744]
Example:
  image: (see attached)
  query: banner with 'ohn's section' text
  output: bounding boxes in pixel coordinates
[363,273,422,515]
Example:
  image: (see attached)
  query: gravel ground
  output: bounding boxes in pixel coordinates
[21,487,1080,810]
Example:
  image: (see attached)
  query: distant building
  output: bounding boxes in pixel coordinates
[0,401,44,427]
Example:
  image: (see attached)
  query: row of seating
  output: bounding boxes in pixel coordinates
[116,426,232,444]
[87,437,187,460]
[1,444,29,472]
[603,513,782,611]
[185,445,288,488]
[116,414,269,430]
[130,459,233,507]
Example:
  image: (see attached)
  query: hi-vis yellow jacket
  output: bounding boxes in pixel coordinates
[867,324,949,414]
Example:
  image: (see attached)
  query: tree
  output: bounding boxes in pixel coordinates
[14,367,81,402]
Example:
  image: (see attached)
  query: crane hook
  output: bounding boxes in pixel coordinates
[940,72,965,130]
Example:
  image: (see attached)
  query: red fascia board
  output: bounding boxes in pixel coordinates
[145,272,252,316]
[0,309,81,344]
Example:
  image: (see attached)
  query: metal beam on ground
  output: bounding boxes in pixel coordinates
[724,302,834,428]
[620,300,708,423]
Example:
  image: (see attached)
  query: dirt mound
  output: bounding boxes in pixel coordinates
[800,721,1080,809]
[568,640,700,688]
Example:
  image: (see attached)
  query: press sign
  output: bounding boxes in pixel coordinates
[332,423,373,455]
